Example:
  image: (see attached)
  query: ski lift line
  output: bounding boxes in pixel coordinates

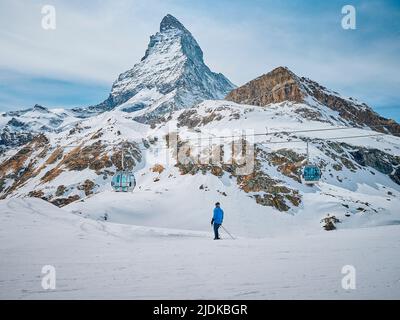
[146,124,391,144]
[2,132,388,166]
[172,133,387,148]
[53,124,393,150]
[52,133,386,151]
[313,133,386,141]
[183,124,393,142]
[257,132,387,145]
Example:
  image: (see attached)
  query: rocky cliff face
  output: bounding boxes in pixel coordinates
[226,67,400,136]
[301,78,400,135]
[226,67,304,105]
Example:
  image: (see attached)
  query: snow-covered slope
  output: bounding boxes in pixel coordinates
[0,109,149,205]
[1,197,400,299]
[61,100,400,237]
[79,14,235,121]
[1,99,400,233]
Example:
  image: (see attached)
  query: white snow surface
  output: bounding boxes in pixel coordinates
[1,100,400,299]
[1,197,399,299]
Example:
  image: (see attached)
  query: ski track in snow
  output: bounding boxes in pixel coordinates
[1,198,400,299]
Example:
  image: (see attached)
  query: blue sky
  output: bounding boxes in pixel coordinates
[0,0,399,120]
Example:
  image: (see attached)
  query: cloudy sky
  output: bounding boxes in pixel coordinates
[0,0,399,120]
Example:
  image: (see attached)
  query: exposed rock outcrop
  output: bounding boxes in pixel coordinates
[302,78,400,136]
[0,134,49,198]
[226,67,304,106]
[174,141,301,212]
[348,147,400,184]
[226,66,400,136]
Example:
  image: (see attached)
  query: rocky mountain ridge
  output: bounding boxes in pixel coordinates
[226,66,400,136]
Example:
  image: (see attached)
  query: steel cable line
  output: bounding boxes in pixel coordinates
[50,133,387,152]
[2,126,394,162]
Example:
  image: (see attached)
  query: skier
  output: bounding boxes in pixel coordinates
[211,202,224,240]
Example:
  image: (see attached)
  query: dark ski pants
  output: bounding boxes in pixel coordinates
[213,223,221,239]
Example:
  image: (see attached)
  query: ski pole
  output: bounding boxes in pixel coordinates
[221,225,235,240]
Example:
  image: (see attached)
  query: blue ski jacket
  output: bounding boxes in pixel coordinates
[213,207,224,225]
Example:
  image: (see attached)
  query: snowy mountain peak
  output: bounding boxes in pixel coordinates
[83,14,235,122]
[140,14,203,65]
[160,14,188,32]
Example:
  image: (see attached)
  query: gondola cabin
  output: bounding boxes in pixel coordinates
[302,165,321,185]
[111,171,136,192]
